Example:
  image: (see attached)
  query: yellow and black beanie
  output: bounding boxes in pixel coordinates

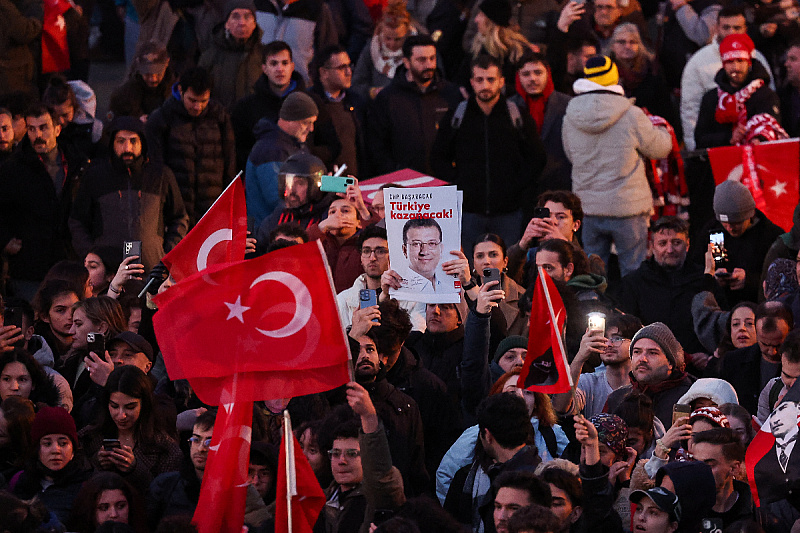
[583,55,619,87]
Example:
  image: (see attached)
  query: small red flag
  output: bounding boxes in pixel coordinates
[707,139,800,232]
[152,241,352,405]
[518,268,573,394]
[275,431,326,533]
[161,175,247,282]
[42,0,70,73]
[193,398,253,533]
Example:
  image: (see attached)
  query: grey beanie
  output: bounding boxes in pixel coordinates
[713,180,756,223]
[279,92,318,122]
[630,322,685,372]
[493,335,528,364]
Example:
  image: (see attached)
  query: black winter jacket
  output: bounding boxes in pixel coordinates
[145,93,236,225]
[108,72,174,121]
[11,455,94,523]
[431,96,546,215]
[366,67,462,176]
[69,153,189,272]
[0,138,87,280]
[695,62,781,148]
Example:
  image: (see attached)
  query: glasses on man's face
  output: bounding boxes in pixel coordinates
[361,247,389,257]
[407,240,441,250]
[188,436,212,448]
[609,335,626,345]
[328,448,360,460]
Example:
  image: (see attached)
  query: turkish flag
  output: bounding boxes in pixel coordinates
[275,432,326,533]
[358,169,450,206]
[161,175,247,282]
[518,268,573,394]
[707,139,800,232]
[152,241,352,405]
[42,0,71,73]
[193,399,253,533]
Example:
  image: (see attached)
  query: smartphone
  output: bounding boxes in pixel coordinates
[359,289,377,309]
[533,207,551,219]
[123,240,142,260]
[102,438,122,450]
[320,175,356,193]
[709,231,725,260]
[483,267,503,288]
[587,312,606,334]
[87,332,105,355]
[672,403,692,426]
[4,307,26,348]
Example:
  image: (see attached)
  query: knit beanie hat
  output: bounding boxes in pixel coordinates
[224,0,256,20]
[688,406,731,428]
[31,406,79,447]
[479,0,512,27]
[134,41,169,76]
[713,180,756,223]
[583,55,619,87]
[493,335,528,364]
[630,322,684,372]
[677,378,739,408]
[279,92,319,122]
[590,413,628,457]
[719,34,754,63]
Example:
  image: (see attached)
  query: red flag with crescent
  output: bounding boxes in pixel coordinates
[707,139,800,232]
[192,398,253,533]
[518,268,573,394]
[161,174,247,282]
[42,0,71,73]
[275,431,326,533]
[152,240,352,405]
[358,169,450,206]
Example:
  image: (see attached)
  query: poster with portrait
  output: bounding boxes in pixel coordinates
[746,384,800,509]
[385,186,461,303]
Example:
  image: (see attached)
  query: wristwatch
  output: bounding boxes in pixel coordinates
[462,278,477,291]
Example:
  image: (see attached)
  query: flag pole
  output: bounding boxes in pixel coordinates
[537,266,576,405]
[283,410,295,533]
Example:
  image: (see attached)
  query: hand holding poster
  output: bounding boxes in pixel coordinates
[385,186,461,303]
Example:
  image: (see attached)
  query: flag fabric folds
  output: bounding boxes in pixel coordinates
[161,174,248,282]
[518,268,573,394]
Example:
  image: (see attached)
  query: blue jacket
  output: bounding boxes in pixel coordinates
[245,119,307,227]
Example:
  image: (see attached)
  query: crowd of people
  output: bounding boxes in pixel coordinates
[2,0,800,531]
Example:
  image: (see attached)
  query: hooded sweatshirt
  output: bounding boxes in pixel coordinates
[562,80,672,218]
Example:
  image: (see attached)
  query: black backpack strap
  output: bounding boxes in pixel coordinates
[540,424,559,459]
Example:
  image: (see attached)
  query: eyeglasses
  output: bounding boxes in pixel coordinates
[324,63,352,72]
[406,241,441,250]
[188,436,212,448]
[361,247,389,257]
[328,448,360,459]
[609,335,627,344]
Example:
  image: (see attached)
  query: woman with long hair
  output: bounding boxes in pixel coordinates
[466,0,532,84]
[0,349,61,409]
[605,23,675,125]
[0,396,36,479]
[353,0,414,100]
[79,366,182,494]
[67,471,148,533]
[472,233,529,336]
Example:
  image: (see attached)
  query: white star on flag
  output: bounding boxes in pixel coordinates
[771,181,788,198]
[224,296,250,323]
[55,15,66,31]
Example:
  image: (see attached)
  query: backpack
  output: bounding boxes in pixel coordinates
[450,99,524,130]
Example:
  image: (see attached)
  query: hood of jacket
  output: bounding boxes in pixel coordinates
[714,59,771,94]
[30,334,55,368]
[567,273,607,293]
[565,90,634,134]
[253,71,306,98]
[252,117,304,148]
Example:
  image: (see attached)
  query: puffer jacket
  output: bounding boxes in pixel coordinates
[562,81,672,218]
[198,24,264,110]
[70,121,189,272]
[145,88,236,226]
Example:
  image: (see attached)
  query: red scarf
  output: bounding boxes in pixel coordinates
[515,69,554,134]
[715,78,764,127]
